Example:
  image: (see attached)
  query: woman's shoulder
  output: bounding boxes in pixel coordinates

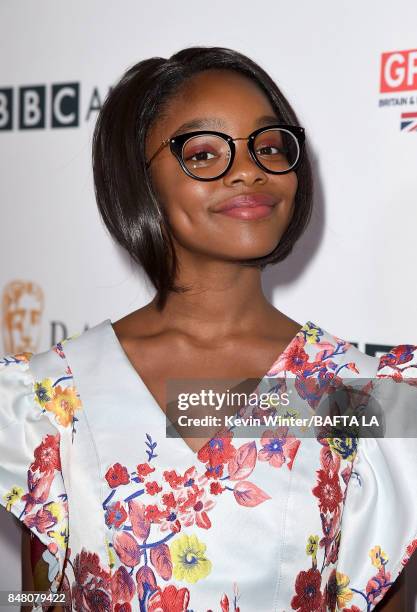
[1,318,110,375]
[0,319,110,429]
[295,321,378,377]
[302,320,417,380]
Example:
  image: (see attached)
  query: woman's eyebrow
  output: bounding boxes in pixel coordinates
[170,114,280,137]
[171,118,225,136]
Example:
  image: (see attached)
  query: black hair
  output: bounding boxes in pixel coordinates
[92,46,314,310]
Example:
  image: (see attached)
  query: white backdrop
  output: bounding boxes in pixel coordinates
[1,1,416,609]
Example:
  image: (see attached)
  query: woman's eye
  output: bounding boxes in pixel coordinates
[256,145,282,156]
[187,150,216,161]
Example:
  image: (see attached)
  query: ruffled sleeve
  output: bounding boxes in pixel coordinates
[0,352,68,610]
[335,344,417,611]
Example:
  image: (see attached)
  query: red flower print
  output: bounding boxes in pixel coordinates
[197,429,237,467]
[233,480,271,507]
[163,469,186,489]
[342,607,361,612]
[112,532,142,568]
[145,481,163,496]
[204,463,225,480]
[378,345,416,370]
[210,481,225,495]
[111,565,135,604]
[220,593,229,611]
[136,565,157,600]
[177,486,215,529]
[136,462,155,481]
[144,503,169,523]
[72,549,111,611]
[227,441,257,480]
[324,569,338,612]
[149,543,173,580]
[365,567,392,606]
[295,375,330,410]
[153,494,182,534]
[162,492,176,508]
[105,501,128,528]
[114,604,132,612]
[164,466,207,491]
[23,504,60,533]
[84,588,112,611]
[158,515,182,534]
[269,336,309,376]
[32,433,61,473]
[128,499,151,541]
[319,445,341,477]
[258,427,301,470]
[346,362,359,374]
[147,584,190,612]
[327,531,341,566]
[312,469,343,513]
[105,463,130,488]
[291,567,323,611]
[403,538,417,565]
[21,468,55,512]
[319,507,341,564]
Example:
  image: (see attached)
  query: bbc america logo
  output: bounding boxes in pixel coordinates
[0,82,107,130]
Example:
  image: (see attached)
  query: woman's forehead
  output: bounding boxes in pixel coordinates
[158,72,276,133]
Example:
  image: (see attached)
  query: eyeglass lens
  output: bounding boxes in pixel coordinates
[181,128,300,179]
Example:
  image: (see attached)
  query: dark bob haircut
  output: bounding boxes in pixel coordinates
[92,46,314,310]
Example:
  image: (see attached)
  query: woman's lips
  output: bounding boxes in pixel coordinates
[217,205,275,219]
[213,193,277,220]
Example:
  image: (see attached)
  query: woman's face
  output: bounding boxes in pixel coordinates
[145,69,298,264]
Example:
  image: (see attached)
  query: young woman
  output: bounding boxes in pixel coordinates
[1,46,416,612]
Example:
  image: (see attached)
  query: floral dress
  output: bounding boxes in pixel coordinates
[0,318,416,612]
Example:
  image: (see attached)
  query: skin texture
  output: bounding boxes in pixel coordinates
[147,69,298,269]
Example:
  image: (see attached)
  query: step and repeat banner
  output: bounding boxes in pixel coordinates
[1,1,416,609]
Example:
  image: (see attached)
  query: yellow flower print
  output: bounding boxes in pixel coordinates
[34,378,54,408]
[369,545,388,569]
[106,538,116,569]
[328,437,357,462]
[3,486,24,512]
[105,537,116,569]
[302,322,322,344]
[334,571,353,608]
[44,501,65,524]
[49,526,69,550]
[44,385,82,427]
[43,501,68,549]
[170,533,212,584]
[306,534,319,558]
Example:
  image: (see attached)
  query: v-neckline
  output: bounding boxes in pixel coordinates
[106,318,310,457]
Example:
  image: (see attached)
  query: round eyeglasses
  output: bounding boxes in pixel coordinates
[146,124,305,181]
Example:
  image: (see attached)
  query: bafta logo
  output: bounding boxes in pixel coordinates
[1,280,44,355]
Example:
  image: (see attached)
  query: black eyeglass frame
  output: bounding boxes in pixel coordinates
[145,124,305,181]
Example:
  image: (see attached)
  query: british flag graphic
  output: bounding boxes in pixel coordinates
[400,111,417,131]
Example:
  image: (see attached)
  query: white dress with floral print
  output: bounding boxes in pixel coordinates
[0,319,416,612]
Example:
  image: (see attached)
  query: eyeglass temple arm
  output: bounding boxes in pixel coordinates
[146,138,170,167]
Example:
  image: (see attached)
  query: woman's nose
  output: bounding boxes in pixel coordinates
[223,140,267,184]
